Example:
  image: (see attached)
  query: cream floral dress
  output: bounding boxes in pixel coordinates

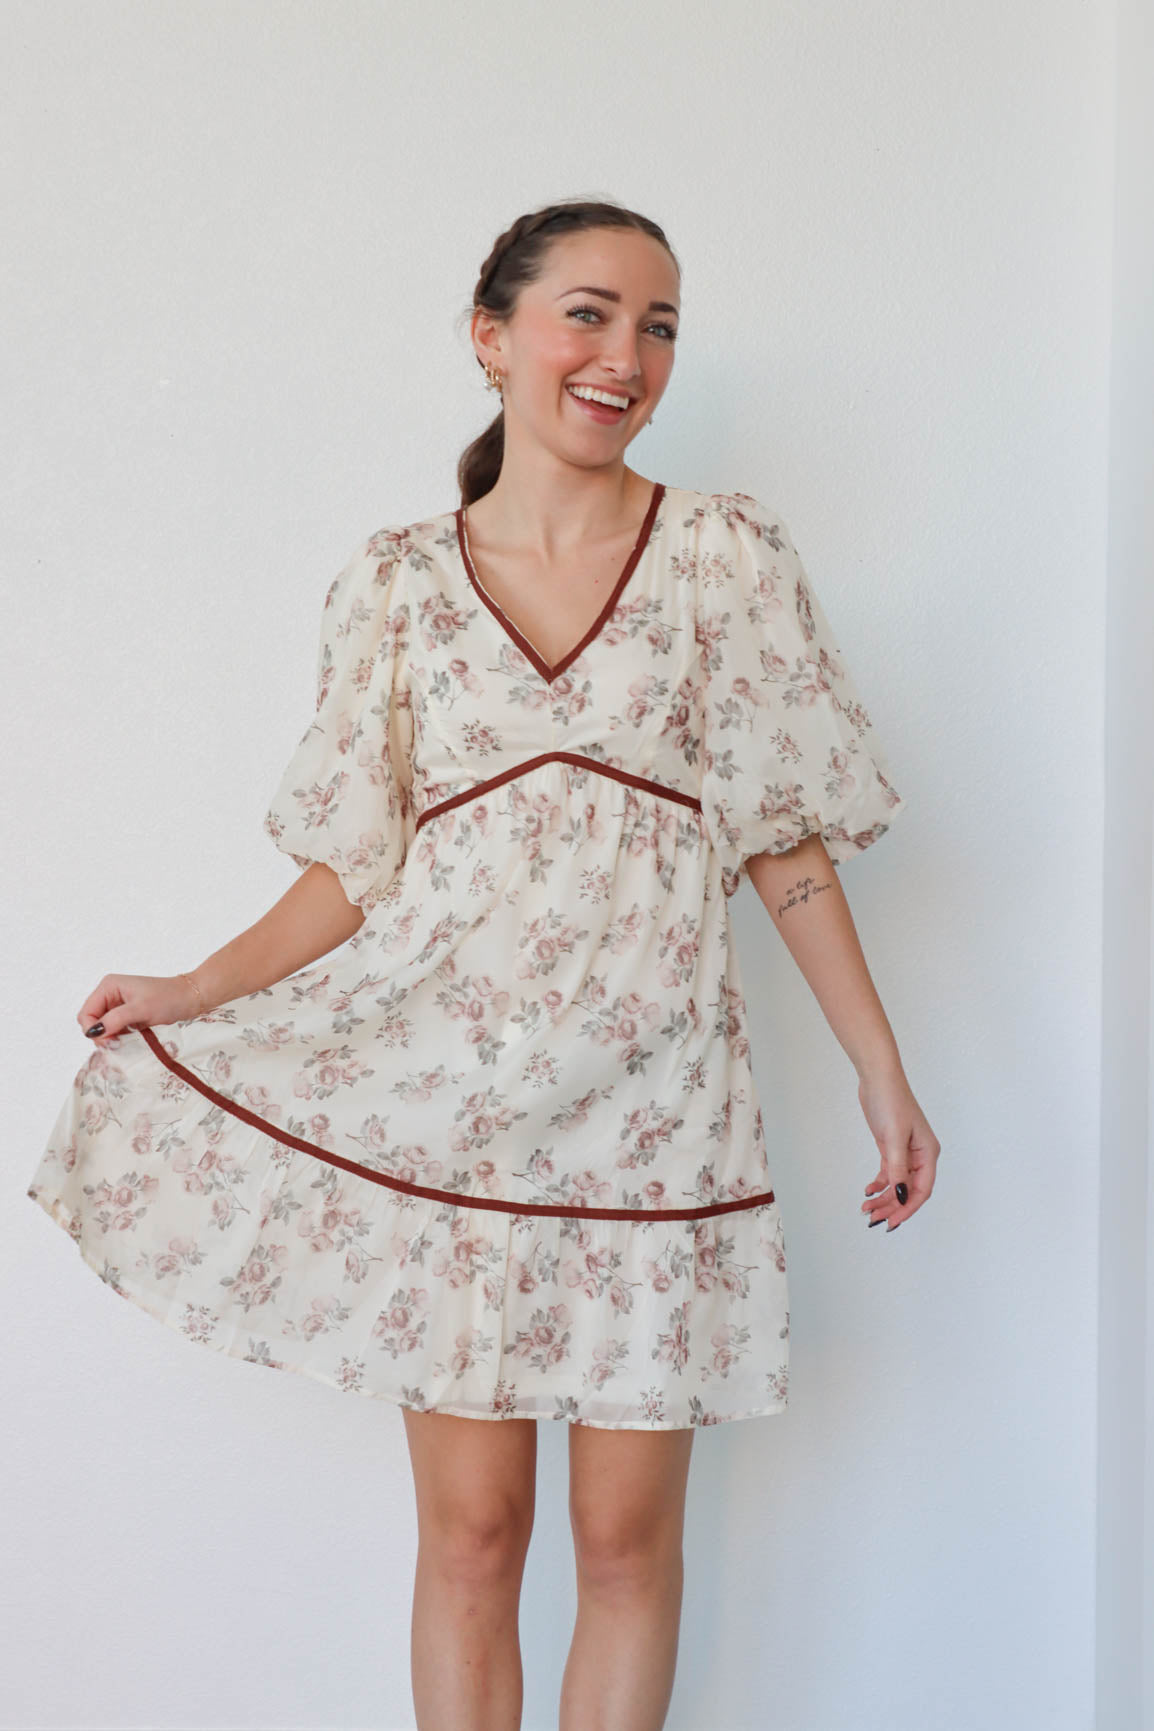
[27,483,906,1429]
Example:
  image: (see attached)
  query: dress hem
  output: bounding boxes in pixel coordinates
[26,1184,790,1432]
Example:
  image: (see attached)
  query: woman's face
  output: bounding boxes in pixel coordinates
[474,227,680,465]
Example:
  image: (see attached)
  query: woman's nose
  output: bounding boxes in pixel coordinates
[599,347,642,385]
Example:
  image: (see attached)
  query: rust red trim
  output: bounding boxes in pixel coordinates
[415,751,703,834]
[455,480,666,684]
[137,1023,774,1223]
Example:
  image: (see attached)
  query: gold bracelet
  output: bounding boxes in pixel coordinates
[180,970,207,1016]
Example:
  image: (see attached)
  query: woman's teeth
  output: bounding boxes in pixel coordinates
[566,384,630,415]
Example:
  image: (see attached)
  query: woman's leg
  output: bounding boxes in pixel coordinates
[402,1408,538,1731]
[560,1423,695,1731]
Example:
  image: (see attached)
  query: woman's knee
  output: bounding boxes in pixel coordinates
[403,1409,536,1581]
[422,1502,533,1587]
[570,1503,685,1590]
[568,1427,693,1587]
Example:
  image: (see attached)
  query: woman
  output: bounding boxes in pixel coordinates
[28,198,939,1729]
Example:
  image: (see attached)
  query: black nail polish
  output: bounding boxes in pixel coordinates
[85,1022,104,1037]
[868,1218,882,1227]
[895,1182,908,1205]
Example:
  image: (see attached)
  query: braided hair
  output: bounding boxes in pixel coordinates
[455,198,679,507]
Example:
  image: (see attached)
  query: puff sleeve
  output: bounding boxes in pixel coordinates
[262,532,413,910]
[697,493,907,892]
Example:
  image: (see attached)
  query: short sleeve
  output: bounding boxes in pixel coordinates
[697,492,907,892]
[262,532,413,910]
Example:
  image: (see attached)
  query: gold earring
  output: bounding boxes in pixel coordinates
[483,361,503,393]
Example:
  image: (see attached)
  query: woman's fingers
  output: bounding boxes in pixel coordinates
[86,1006,136,1044]
[862,1169,901,1228]
[76,973,198,1047]
[77,979,124,1040]
[77,976,135,1045]
[857,1076,916,1228]
[77,980,115,1029]
[862,1134,940,1233]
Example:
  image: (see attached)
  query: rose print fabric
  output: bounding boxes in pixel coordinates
[27,484,906,1429]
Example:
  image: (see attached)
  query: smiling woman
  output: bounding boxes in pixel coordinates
[27,195,928,1731]
[455,201,681,505]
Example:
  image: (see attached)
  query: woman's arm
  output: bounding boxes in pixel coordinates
[187,861,366,1011]
[744,834,939,1231]
[745,835,902,1079]
[77,862,365,1045]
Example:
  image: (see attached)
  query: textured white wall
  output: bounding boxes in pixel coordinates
[3,2,1117,1727]
[1098,0,1154,1725]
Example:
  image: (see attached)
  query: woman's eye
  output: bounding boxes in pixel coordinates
[566,305,677,341]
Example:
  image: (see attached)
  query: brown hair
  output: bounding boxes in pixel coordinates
[455,197,680,508]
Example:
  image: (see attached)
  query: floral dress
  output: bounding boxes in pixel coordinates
[26,483,906,1429]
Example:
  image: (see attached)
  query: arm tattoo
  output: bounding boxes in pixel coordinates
[776,873,834,921]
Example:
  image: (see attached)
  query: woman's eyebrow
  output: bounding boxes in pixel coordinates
[556,285,680,315]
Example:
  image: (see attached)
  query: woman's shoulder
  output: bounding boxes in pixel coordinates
[697,486,786,522]
[672,487,794,555]
[361,504,457,559]
[325,505,460,590]
[319,518,423,621]
[671,483,784,519]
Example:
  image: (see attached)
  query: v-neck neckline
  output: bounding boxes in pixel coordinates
[454,480,667,685]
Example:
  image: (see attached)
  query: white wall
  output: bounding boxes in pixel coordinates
[1097,0,1154,1725]
[2,2,1121,1726]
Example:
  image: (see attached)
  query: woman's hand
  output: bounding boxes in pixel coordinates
[857,1065,940,1233]
[76,973,202,1047]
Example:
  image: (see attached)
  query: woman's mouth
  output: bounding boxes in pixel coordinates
[565,384,632,424]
